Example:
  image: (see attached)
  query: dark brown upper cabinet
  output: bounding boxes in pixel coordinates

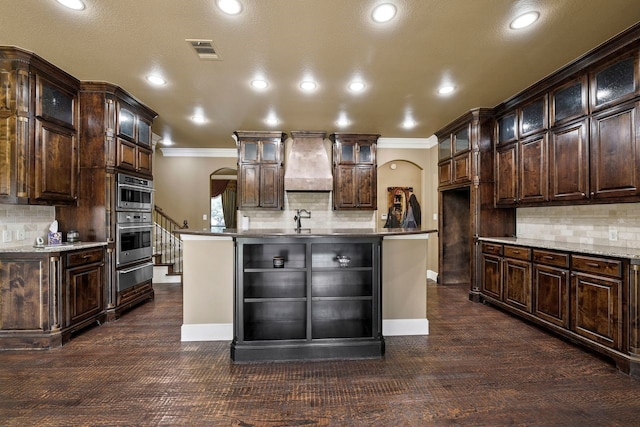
[235,131,286,210]
[438,135,451,161]
[550,76,588,127]
[590,49,639,113]
[331,133,378,210]
[519,96,548,138]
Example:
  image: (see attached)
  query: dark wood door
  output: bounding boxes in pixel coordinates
[33,119,78,203]
[533,264,569,327]
[259,163,280,208]
[549,119,589,201]
[590,102,640,199]
[571,272,622,349]
[334,165,356,209]
[116,137,137,172]
[137,146,153,176]
[481,254,502,300]
[519,134,548,204]
[503,258,531,312]
[239,163,260,208]
[355,165,375,209]
[65,262,104,327]
[495,142,518,206]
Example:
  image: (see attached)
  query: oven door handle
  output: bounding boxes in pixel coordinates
[117,224,154,230]
[118,183,154,192]
[119,261,154,274]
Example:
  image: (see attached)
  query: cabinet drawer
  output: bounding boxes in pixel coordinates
[571,255,622,278]
[67,249,104,267]
[504,245,530,261]
[533,250,569,268]
[482,242,502,255]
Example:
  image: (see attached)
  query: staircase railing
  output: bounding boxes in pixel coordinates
[153,205,188,275]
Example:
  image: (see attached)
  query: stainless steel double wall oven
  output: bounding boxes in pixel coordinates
[115,173,154,293]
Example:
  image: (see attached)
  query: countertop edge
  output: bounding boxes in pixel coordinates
[177,228,437,238]
[478,236,640,260]
[0,241,109,254]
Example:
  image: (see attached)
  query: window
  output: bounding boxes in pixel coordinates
[210,195,225,227]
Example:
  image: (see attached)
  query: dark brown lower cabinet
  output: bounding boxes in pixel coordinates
[232,236,383,362]
[480,241,637,376]
[0,246,106,349]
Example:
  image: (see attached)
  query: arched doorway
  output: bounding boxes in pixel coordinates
[210,168,237,228]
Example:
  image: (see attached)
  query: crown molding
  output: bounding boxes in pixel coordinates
[159,136,436,158]
[377,136,437,149]
[159,148,237,157]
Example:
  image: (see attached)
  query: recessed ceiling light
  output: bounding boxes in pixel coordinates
[251,79,268,90]
[217,0,242,15]
[402,118,417,129]
[56,0,85,10]
[146,75,166,86]
[300,81,317,92]
[372,3,397,23]
[348,81,366,92]
[438,85,456,95]
[265,114,279,126]
[161,138,174,146]
[510,11,540,30]
[336,114,351,127]
[192,115,207,124]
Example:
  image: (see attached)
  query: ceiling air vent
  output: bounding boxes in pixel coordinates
[186,39,222,60]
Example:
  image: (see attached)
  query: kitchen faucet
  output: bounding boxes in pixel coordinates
[294,209,311,232]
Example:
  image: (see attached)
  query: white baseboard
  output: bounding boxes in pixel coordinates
[181,320,429,341]
[383,318,429,336]
[427,270,438,282]
[181,323,233,341]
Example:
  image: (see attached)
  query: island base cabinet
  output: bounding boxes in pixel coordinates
[232,237,383,362]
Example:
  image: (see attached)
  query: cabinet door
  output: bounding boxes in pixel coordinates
[334,165,356,209]
[550,77,588,127]
[355,165,375,209]
[65,262,104,327]
[33,120,78,203]
[0,257,49,330]
[549,119,589,201]
[117,105,135,141]
[238,163,260,208]
[520,96,547,137]
[259,163,280,208]
[438,135,451,161]
[438,161,452,186]
[590,102,640,199]
[240,140,260,163]
[504,258,531,312]
[260,140,279,164]
[590,52,638,112]
[495,143,518,206]
[0,67,29,203]
[481,254,502,300]
[533,264,569,328]
[137,118,151,147]
[116,137,137,172]
[571,272,622,349]
[453,152,471,184]
[137,146,152,176]
[519,134,548,204]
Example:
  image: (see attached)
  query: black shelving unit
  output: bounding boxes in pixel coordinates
[232,237,383,362]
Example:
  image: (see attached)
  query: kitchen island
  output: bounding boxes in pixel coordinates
[178,228,435,361]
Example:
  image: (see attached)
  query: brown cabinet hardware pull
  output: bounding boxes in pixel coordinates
[543,255,555,260]
[586,262,600,268]
[512,250,520,254]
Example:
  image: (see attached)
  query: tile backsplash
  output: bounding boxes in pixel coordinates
[240,192,375,229]
[0,204,56,248]
[517,203,640,249]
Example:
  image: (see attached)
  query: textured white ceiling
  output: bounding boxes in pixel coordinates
[1,0,639,148]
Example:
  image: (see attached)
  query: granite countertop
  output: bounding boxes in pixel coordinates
[178,228,437,238]
[479,236,640,260]
[0,241,109,254]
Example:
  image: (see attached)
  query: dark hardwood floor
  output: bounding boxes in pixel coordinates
[2,281,640,426]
